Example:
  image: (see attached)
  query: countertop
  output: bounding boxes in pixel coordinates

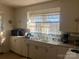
[26,39,75,48]
[10,36,75,48]
[65,48,79,59]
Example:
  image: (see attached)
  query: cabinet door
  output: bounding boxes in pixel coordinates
[29,44,44,59]
[10,37,27,57]
[57,46,68,59]
[20,39,27,57]
[44,45,57,59]
[15,39,21,54]
[15,38,27,56]
[10,38,17,52]
[29,44,38,59]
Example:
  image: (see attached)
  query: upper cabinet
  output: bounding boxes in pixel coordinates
[60,0,79,32]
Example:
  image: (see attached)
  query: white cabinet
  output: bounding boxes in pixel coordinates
[15,38,21,54]
[10,37,17,52]
[29,44,39,59]
[27,40,69,59]
[10,37,21,54]
[28,41,57,59]
[10,36,27,57]
[10,38,69,59]
[20,38,27,56]
[57,46,68,59]
[29,43,45,59]
[44,45,68,59]
[44,45,57,59]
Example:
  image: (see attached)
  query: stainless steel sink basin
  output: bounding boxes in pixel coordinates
[71,48,79,53]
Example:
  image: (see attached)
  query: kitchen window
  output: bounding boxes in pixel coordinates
[27,7,60,34]
[27,7,61,41]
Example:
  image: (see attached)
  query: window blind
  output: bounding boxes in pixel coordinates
[27,7,60,34]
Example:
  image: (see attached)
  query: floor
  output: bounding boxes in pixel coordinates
[0,52,26,59]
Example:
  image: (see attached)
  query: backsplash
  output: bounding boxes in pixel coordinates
[28,32,79,45]
[29,32,62,42]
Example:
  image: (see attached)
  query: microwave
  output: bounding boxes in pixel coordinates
[11,28,26,36]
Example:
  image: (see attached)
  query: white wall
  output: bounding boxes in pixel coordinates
[0,4,15,30]
[14,8,27,28]
[60,0,79,32]
[0,4,14,52]
[14,1,60,29]
[14,0,79,32]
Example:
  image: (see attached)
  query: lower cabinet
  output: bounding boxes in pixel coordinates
[14,38,21,54]
[10,38,69,59]
[57,46,68,59]
[44,45,57,59]
[10,37,27,57]
[29,44,45,59]
[28,41,69,59]
[10,37,17,52]
[19,38,27,57]
[28,42,57,59]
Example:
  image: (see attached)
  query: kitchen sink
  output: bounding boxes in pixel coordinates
[71,48,79,53]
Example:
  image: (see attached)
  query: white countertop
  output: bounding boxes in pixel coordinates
[26,39,74,48]
[10,36,74,48]
[65,49,79,59]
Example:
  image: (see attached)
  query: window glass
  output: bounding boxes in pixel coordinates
[47,15,60,23]
[27,9,61,41]
[31,16,42,23]
[27,13,60,33]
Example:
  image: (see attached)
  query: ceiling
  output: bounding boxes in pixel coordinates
[0,0,51,7]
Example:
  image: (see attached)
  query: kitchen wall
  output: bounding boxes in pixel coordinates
[14,1,60,29]
[0,4,14,52]
[60,0,79,32]
[14,0,79,32]
[0,4,14,30]
[0,0,78,52]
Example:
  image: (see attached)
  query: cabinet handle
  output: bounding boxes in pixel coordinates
[27,44,30,47]
[14,39,16,42]
[45,48,48,53]
[35,45,39,50]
